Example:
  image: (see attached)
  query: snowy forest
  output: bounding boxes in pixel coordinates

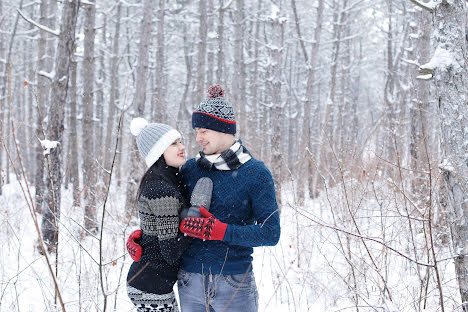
[0,0,467,311]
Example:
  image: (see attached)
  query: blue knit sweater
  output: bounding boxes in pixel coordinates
[180,157,280,274]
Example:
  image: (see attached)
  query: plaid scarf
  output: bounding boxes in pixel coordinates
[196,140,252,171]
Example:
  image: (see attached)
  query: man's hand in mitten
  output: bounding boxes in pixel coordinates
[126,229,143,262]
[179,207,227,241]
[179,177,213,220]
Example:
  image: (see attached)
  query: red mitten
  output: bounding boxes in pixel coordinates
[126,229,143,262]
[180,207,227,241]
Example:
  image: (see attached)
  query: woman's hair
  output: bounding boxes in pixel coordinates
[136,157,166,200]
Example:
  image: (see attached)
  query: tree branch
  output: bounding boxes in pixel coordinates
[408,0,436,12]
[16,8,60,37]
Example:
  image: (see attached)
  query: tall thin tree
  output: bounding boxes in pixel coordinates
[82,0,98,233]
[125,0,154,220]
[41,0,80,252]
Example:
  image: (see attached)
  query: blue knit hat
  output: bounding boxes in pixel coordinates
[192,85,236,134]
[130,118,181,168]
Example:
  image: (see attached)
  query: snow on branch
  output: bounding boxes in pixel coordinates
[38,70,55,81]
[16,9,60,37]
[408,0,441,12]
[439,158,455,172]
[222,0,234,10]
[80,0,96,6]
[416,73,433,80]
[40,140,60,156]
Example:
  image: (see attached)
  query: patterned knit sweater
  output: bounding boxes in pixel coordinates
[180,157,281,275]
[127,159,191,294]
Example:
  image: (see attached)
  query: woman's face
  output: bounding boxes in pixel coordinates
[163,139,186,168]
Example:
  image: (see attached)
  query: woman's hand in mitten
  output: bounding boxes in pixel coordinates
[126,229,143,262]
[179,207,227,241]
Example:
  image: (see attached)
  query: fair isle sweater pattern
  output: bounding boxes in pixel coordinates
[138,196,181,240]
[127,176,191,294]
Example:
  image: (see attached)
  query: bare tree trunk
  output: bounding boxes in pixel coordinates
[0,0,4,195]
[69,58,80,208]
[216,0,225,86]
[82,0,97,234]
[421,1,467,310]
[206,0,214,86]
[177,22,193,151]
[187,0,207,155]
[95,15,106,177]
[104,3,121,181]
[313,0,347,194]
[267,10,285,206]
[1,0,24,192]
[340,14,351,159]
[410,8,431,196]
[232,0,246,136]
[177,22,192,127]
[33,0,49,207]
[295,0,324,203]
[153,0,166,123]
[41,0,79,252]
[383,0,397,176]
[196,0,207,102]
[125,0,154,221]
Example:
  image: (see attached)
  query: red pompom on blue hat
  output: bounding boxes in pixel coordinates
[192,85,236,134]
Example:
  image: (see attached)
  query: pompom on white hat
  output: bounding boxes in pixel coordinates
[130,117,181,168]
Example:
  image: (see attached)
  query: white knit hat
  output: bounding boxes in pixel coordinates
[130,117,181,167]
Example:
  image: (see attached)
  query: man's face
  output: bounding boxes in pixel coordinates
[195,128,233,155]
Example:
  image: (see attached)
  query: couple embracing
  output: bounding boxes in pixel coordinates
[126,84,281,312]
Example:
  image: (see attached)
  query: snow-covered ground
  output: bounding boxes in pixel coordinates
[0,176,462,311]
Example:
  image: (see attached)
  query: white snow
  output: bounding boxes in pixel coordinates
[439,158,455,172]
[420,46,461,72]
[416,73,433,80]
[270,3,280,20]
[40,139,60,155]
[16,9,60,37]
[0,175,461,311]
[426,0,442,10]
[207,31,218,39]
[37,70,56,80]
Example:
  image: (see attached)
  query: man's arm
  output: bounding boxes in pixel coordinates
[222,166,280,247]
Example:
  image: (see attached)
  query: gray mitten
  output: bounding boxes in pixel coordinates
[180,177,213,219]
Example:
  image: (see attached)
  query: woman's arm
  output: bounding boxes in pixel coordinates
[139,181,191,265]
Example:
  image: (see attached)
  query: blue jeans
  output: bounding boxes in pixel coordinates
[177,269,258,312]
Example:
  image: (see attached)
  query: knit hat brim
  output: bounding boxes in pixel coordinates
[144,129,181,167]
[192,111,236,134]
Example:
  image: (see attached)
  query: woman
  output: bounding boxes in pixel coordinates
[126,118,211,311]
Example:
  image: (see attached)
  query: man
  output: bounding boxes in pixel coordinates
[176,84,280,312]
[128,84,280,312]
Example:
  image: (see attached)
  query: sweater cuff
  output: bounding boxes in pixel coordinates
[222,224,233,242]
